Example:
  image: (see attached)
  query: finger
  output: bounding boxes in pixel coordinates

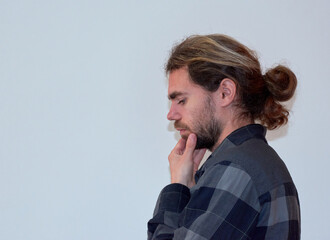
[193,148,207,161]
[183,134,197,157]
[193,148,207,168]
[173,138,186,155]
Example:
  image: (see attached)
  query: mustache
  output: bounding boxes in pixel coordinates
[174,121,190,130]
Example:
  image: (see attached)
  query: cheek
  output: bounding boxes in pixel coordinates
[189,104,211,128]
[180,100,205,129]
[184,113,200,131]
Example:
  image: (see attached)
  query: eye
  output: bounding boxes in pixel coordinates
[178,98,186,105]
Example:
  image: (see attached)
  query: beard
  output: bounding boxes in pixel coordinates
[174,97,222,150]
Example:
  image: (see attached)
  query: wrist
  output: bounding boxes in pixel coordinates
[171,176,193,188]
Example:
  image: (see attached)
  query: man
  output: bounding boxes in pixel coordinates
[148,34,300,239]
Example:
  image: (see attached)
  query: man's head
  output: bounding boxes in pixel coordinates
[166,34,297,144]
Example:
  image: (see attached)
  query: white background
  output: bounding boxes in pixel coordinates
[1,1,329,239]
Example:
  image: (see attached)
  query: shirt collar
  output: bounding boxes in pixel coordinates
[195,124,267,183]
[212,124,267,157]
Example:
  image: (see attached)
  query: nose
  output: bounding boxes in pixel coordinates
[167,104,181,121]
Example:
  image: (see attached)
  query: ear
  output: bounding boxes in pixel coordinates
[217,78,237,107]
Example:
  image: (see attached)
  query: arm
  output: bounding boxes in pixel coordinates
[147,183,190,240]
[148,134,205,239]
[148,161,261,240]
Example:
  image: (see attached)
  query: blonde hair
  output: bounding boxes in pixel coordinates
[166,34,297,130]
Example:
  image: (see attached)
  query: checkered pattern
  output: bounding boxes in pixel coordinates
[148,124,300,239]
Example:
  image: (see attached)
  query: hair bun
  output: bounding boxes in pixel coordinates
[264,65,297,102]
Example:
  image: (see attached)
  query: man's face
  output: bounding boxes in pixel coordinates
[167,68,222,150]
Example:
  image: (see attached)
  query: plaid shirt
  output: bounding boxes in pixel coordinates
[148,124,300,239]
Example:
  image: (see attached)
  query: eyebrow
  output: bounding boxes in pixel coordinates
[168,91,187,100]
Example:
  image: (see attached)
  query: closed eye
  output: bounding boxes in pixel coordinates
[178,99,186,105]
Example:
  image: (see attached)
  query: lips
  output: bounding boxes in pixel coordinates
[176,128,189,137]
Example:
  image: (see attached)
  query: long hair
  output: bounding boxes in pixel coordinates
[166,34,297,130]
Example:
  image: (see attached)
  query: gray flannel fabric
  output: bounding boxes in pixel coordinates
[148,124,300,239]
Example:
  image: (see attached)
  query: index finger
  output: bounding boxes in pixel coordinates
[173,138,187,155]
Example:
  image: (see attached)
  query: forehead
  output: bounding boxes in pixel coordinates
[168,68,204,97]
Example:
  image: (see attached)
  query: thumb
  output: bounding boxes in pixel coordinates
[184,134,197,157]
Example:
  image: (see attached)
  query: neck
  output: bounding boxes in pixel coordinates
[210,118,254,152]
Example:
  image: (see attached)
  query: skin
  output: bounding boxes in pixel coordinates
[167,67,253,188]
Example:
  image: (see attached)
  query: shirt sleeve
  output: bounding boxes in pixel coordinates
[147,162,261,240]
[147,183,191,240]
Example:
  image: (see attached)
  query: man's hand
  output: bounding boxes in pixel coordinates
[169,134,207,188]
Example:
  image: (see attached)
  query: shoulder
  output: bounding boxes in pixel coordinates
[208,136,294,196]
[192,161,261,212]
